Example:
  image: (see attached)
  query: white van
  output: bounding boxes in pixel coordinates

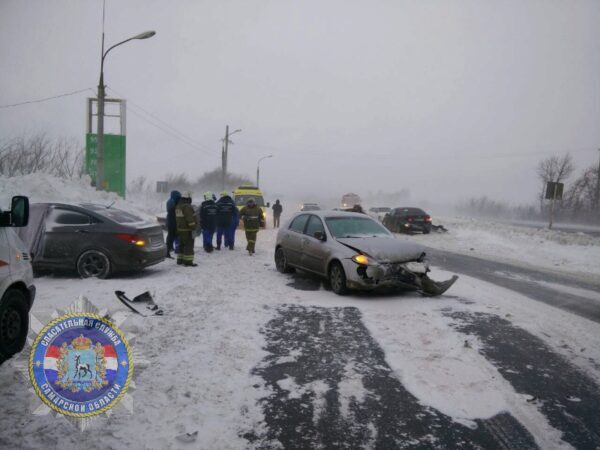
[0,196,35,363]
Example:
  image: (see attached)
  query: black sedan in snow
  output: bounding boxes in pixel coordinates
[382,207,432,234]
[17,203,166,278]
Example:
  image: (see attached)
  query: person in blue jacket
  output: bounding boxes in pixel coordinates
[216,191,238,250]
[166,190,181,258]
[200,191,218,252]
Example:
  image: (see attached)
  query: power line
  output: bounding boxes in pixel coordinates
[107,86,213,153]
[124,103,214,157]
[0,88,91,109]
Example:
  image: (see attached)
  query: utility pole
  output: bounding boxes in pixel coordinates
[256,155,273,188]
[221,126,242,191]
[95,28,155,190]
[594,148,600,213]
[221,125,229,191]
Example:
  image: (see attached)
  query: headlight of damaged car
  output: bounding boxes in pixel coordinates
[352,254,376,266]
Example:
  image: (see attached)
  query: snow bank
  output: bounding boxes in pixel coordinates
[396,216,600,279]
[0,173,155,221]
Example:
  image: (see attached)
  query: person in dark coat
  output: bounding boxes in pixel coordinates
[272,199,283,228]
[200,191,218,252]
[175,191,198,266]
[166,190,181,258]
[216,191,237,250]
[239,198,265,255]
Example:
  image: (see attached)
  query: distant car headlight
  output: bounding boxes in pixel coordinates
[352,254,374,266]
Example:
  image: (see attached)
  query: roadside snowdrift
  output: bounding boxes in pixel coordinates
[396,216,600,279]
[0,173,155,221]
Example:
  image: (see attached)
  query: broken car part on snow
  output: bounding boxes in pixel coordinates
[114,290,164,316]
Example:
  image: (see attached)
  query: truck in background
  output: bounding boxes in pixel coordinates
[341,192,362,209]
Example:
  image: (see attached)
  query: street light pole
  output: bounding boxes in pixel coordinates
[256,155,273,188]
[221,126,241,191]
[594,148,600,214]
[96,30,155,191]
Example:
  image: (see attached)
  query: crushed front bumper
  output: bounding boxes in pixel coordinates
[342,259,429,291]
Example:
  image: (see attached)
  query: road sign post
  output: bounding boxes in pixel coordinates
[545,181,564,230]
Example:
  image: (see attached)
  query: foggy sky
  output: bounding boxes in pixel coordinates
[1,0,599,206]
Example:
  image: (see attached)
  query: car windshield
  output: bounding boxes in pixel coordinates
[81,204,143,223]
[325,216,389,238]
[235,195,265,207]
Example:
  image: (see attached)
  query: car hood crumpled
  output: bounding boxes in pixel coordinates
[336,237,425,263]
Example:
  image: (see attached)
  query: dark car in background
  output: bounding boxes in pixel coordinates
[383,207,432,234]
[17,203,166,278]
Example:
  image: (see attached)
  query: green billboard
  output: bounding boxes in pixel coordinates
[85,133,127,198]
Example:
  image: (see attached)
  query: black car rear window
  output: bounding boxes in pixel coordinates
[394,208,426,216]
[48,209,91,225]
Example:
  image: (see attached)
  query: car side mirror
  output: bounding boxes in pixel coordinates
[0,196,29,227]
[314,231,326,241]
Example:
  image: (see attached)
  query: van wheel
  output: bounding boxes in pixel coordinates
[0,289,29,362]
[275,247,295,274]
[329,261,348,295]
[77,250,111,279]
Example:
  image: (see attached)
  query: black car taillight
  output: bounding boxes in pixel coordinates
[115,233,146,246]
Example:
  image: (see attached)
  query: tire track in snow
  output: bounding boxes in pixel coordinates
[448,311,600,450]
[247,305,537,449]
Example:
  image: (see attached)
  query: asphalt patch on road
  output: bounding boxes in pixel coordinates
[447,311,600,450]
[245,305,538,449]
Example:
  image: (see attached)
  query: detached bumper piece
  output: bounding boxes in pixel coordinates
[420,275,459,296]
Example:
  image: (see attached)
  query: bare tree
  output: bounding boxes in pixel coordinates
[562,164,600,222]
[0,133,84,178]
[127,175,149,194]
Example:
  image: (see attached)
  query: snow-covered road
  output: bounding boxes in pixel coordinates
[1,227,600,449]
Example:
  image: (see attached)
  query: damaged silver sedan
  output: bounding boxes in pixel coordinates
[275,211,457,296]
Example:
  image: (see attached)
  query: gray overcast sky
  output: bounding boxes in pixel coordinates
[1,0,599,205]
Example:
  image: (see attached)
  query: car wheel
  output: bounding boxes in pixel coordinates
[77,250,111,279]
[0,289,29,362]
[275,247,295,274]
[329,261,348,295]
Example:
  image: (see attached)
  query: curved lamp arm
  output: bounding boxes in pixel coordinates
[100,30,156,84]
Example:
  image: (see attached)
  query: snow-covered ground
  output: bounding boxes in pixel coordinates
[395,216,600,282]
[1,227,599,449]
[1,175,600,448]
